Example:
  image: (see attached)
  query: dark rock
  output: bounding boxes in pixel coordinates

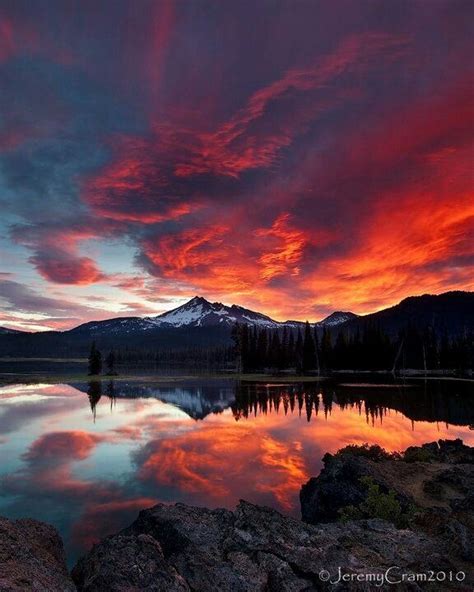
[72,533,189,592]
[73,500,473,591]
[300,452,413,524]
[436,439,474,464]
[300,439,474,573]
[301,439,474,524]
[0,516,75,592]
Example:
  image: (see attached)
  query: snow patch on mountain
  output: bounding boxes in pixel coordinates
[67,296,357,335]
[317,311,358,327]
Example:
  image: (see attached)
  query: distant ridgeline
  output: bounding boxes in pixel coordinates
[0,291,472,373]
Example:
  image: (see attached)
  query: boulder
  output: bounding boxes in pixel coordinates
[72,533,189,592]
[72,500,472,591]
[300,439,474,566]
[0,516,75,592]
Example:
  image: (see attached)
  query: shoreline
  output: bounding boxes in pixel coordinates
[2,439,472,591]
[0,370,473,386]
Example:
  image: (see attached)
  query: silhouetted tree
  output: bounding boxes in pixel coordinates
[295,329,303,372]
[302,321,316,373]
[88,341,102,375]
[320,327,332,370]
[288,331,296,369]
[87,380,102,421]
[313,326,320,375]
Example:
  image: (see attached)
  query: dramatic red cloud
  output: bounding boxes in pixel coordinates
[22,430,104,461]
[32,255,103,285]
[1,1,472,324]
[257,214,308,281]
[83,132,201,223]
[140,213,317,301]
[173,33,408,179]
[298,83,474,313]
[134,74,474,319]
[83,33,408,227]
[137,422,308,511]
[12,225,107,285]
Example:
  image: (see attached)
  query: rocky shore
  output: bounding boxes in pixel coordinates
[1,439,472,591]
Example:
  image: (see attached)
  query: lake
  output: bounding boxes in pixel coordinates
[0,376,473,566]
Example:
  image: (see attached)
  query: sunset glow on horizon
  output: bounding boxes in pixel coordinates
[1,1,473,331]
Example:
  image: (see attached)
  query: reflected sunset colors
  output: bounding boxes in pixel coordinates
[0,379,473,564]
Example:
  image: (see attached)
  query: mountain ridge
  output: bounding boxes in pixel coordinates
[45,295,358,337]
[0,291,472,358]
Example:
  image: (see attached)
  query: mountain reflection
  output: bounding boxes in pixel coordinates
[80,379,474,428]
[1,378,473,568]
[77,379,237,420]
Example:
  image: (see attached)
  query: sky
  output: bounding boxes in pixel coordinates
[0,0,473,331]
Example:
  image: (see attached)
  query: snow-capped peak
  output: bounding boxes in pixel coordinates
[317,311,358,327]
[66,296,357,336]
[146,297,281,328]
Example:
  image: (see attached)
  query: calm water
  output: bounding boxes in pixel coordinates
[0,377,473,565]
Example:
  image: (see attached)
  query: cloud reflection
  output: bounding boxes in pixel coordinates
[0,379,472,564]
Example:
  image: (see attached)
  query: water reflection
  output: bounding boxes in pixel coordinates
[80,379,474,428]
[232,381,474,428]
[0,378,472,566]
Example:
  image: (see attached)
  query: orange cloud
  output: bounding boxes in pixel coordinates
[22,430,104,461]
[174,33,408,179]
[257,214,307,280]
[133,400,473,516]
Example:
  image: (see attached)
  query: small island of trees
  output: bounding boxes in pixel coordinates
[88,342,118,376]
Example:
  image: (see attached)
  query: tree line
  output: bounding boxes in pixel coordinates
[88,342,118,376]
[86,323,472,375]
[231,322,473,374]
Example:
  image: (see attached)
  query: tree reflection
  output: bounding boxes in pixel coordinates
[231,382,474,427]
[87,381,102,422]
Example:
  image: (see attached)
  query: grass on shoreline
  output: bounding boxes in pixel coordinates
[0,372,330,386]
[0,372,472,387]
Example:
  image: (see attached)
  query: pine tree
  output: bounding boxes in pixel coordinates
[320,327,332,370]
[231,323,243,372]
[280,327,289,369]
[295,329,303,373]
[88,341,102,376]
[288,331,295,369]
[256,328,268,370]
[333,331,344,369]
[302,321,316,373]
[313,326,320,375]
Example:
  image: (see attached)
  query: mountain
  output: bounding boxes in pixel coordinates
[68,296,295,336]
[341,291,474,337]
[66,296,355,337]
[0,327,26,335]
[0,296,356,357]
[152,296,282,328]
[318,311,358,327]
[0,291,471,359]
